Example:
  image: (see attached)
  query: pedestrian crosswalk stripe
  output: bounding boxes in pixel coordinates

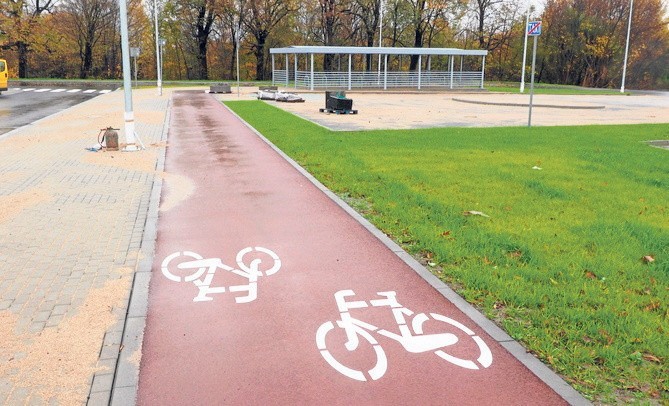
[17,87,111,94]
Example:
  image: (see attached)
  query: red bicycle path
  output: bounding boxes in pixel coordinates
[137,91,583,405]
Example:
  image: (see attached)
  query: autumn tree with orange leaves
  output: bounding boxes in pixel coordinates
[540,0,669,88]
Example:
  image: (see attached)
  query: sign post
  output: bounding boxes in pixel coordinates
[130,47,141,88]
[527,21,541,127]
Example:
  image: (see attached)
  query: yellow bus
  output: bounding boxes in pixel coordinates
[0,59,8,93]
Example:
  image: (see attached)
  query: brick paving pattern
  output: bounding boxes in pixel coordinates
[0,88,168,405]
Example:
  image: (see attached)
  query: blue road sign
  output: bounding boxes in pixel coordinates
[528,21,542,36]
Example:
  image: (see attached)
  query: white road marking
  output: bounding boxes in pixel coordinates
[67,89,82,93]
[34,88,51,92]
[51,88,67,93]
[83,89,96,94]
[317,290,493,381]
[99,89,112,94]
[22,88,35,92]
[161,247,281,303]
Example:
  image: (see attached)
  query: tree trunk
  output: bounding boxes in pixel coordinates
[409,29,423,71]
[254,34,267,80]
[18,42,29,78]
[365,32,375,71]
[197,35,209,80]
[81,40,93,79]
[229,28,238,79]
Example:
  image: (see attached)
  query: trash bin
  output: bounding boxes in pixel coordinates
[325,91,353,111]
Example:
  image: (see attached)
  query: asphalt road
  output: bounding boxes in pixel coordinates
[0,86,116,136]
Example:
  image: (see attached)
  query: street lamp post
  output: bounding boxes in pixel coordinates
[520,4,532,93]
[159,38,166,88]
[377,0,383,77]
[119,0,138,151]
[621,0,634,93]
[154,0,162,96]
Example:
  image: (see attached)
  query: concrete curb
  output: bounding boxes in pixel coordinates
[452,97,606,110]
[222,99,591,406]
[108,97,171,406]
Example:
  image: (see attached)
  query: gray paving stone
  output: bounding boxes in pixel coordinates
[86,390,111,406]
[90,373,114,394]
[0,88,169,404]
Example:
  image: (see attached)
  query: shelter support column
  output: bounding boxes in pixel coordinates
[271,54,275,85]
[418,55,422,90]
[285,54,289,86]
[383,54,388,90]
[310,54,314,91]
[449,55,454,89]
[294,54,298,88]
[348,54,352,90]
[481,55,486,89]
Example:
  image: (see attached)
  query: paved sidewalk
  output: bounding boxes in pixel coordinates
[0,88,169,405]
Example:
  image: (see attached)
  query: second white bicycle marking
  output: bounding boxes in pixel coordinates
[161,247,281,303]
[316,289,493,381]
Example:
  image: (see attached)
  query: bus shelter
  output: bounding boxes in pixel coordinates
[269,46,488,91]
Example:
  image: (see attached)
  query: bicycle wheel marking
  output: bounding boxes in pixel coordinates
[316,289,493,381]
[160,246,281,303]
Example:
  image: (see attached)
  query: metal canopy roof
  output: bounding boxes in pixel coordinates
[270,46,487,57]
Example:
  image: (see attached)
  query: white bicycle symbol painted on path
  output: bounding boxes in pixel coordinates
[316,290,493,381]
[161,247,281,303]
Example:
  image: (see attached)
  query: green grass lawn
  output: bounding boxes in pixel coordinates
[226,100,668,403]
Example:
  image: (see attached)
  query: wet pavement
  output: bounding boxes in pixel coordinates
[135,91,587,405]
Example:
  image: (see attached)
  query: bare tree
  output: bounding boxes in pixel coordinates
[60,0,117,78]
[243,0,292,79]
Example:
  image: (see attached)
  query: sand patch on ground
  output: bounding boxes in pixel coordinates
[0,189,51,224]
[0,268,133,404]
[159,172,195,212]
[82,146,160,173]
[136,110,168,125]
[1,172,23,183]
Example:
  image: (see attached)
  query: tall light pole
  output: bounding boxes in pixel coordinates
[621,0,634,93]
[377,0,383,78]
[153,0,162,96]
[520,4,532,93]
[159,38,166,86]
[119,0,138,151]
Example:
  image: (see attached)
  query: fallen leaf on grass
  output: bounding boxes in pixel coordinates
[641,255,655,263]
[644,301,660,312]
[463,210,490,218]
[584,270,598,279]
[642,353,662,363]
